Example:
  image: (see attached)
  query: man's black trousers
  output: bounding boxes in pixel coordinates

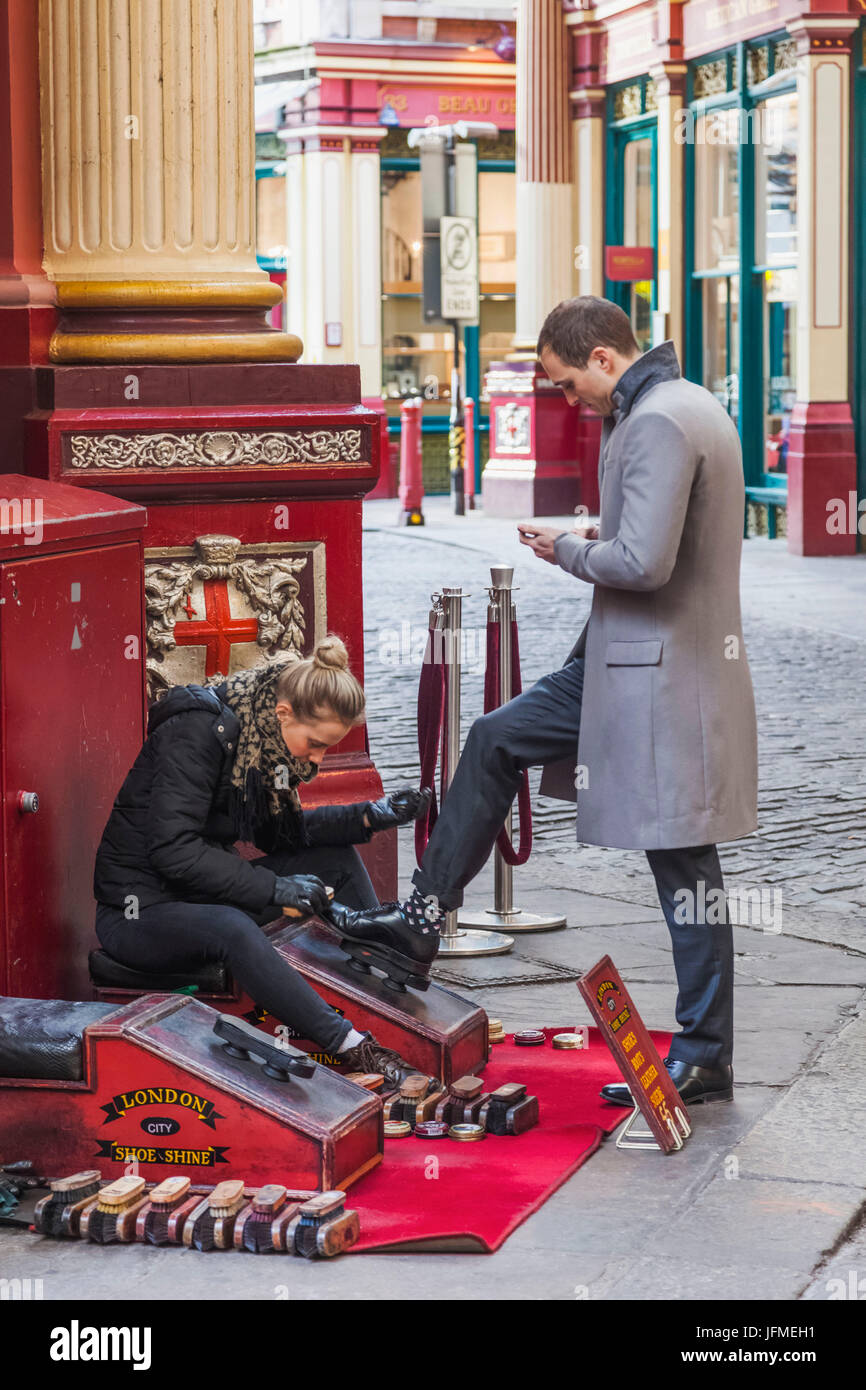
[412,656,734,1068]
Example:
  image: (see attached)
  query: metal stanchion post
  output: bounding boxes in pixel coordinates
[458,565,566,933]
[436,586,513,958]
[464,396,476,512]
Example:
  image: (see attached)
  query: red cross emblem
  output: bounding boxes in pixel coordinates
[505,413,521,442]
[173,579,259,679]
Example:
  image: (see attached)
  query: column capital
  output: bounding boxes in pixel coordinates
[569,86,606,120]
[279,124,387,155]
[649,63,689,101]
[787,15,860,56]
[40,0,301,362]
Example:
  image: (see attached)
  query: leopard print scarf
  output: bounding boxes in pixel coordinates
[204,659,319,846]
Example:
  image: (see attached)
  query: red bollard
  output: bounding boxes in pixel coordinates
[398,397,425,526]
[464,397,476,512]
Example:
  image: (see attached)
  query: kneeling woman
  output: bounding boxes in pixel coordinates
[93,634,435,1083]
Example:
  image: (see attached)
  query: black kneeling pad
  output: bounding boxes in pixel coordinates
[88,949,229,995]
[0,998,118,1081]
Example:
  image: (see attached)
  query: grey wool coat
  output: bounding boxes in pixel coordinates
[538,340,758,850]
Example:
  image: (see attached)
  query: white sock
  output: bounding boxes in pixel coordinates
[338,1028,366,1053]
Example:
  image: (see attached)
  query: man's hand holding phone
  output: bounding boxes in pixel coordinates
[518,515,599,562]
[517,523,563,563]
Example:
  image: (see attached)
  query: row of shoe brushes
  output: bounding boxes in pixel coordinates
[32,1171,360,1257]
[383,1073,539,1140]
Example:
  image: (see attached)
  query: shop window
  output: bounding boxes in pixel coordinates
[693,109,740,417]
[622,137,654,351]
[381,301,456,415]
[256,174,287,266]
[702,277,740,423]
[754,93,798,265]
[382,169,422,293]
[694,110,740,271]
[380,159,514,478]
[607,76,658,353]
[754,92,798,475]
[478,169,516,397]
[688,41,798,501]
[479,171,516,290]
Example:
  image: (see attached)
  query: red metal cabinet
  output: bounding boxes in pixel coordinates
[0,476,146,998]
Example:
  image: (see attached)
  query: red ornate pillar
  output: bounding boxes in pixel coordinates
[0,0,56,460]
[9,0,395,902]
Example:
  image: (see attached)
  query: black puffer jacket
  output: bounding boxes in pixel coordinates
[93,684,373,915]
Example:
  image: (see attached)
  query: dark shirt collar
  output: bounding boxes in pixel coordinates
[610,340,681,423]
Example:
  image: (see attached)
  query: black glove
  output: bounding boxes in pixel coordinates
[363,786,433,832]
[271,874,331,916]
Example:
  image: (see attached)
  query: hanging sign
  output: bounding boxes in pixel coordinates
[605,246,655,282]
[440,216,479,320]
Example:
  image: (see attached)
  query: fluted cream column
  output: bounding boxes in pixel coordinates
[38,0,300,361]
[652,63,687,361]
[281,126,385,392]
[514,0,573,349]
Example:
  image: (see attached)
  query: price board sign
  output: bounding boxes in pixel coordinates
[579,955,691,1154]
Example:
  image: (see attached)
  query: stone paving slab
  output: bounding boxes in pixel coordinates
[729,1011,866,1188]
[802,1231,866,1301]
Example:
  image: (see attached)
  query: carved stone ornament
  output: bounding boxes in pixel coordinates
[144,534,311,700]
[494,402,532,454]
[68,428,363,470]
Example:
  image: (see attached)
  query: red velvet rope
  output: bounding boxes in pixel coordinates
[415,622,446,863]
[484,615,533,865]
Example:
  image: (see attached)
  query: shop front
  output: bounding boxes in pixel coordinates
[254,44,517,497]
[683,30,800,536]
[377,88,517,494]
[569,0,861,553]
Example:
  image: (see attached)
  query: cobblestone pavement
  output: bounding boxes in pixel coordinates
[362,495,866,934]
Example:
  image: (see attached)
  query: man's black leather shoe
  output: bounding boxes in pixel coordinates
[600,1057,733,1107]
[320,901,440,993]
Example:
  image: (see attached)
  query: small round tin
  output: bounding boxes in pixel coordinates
[514,1029,546,1047]
[414,1120,449,1139]
[384,1120,412,1138]
[448,1124,486,1142]
[552,1032,585,1050]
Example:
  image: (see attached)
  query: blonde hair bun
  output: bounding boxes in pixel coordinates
[275,632,364,726]
[312,634,350,671]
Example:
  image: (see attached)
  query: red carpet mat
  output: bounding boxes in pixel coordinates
[349,1026,673,1254]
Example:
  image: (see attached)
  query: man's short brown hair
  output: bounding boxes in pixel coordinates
[536,296,639,369]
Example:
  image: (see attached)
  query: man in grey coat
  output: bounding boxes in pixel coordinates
[339,296,758,1107]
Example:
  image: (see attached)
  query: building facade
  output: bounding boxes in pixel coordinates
[255,0,866,554]
[254,2,518,493]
